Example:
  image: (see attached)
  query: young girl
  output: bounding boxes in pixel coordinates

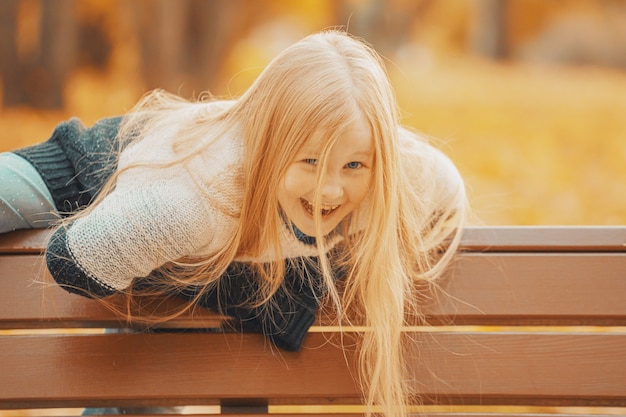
[1,30,466,417]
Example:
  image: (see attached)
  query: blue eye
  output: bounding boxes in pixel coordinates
[346,161,362,169]
[304,159,318,166]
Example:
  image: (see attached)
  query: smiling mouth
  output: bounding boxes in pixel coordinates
[300,198,340,217]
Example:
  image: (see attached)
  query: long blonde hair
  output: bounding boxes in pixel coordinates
[66,30,466,417]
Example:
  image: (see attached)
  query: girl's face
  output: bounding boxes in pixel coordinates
[278,116,375,237]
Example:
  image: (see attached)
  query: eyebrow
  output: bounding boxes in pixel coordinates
[297,146,374,159]
[351,150,375,159]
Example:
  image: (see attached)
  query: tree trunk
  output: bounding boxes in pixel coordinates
[35,0,78,108]
[0,0,23,106]
[469,0,509,59]
[129,0,266,97]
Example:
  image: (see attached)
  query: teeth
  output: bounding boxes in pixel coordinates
[301,199,339,216]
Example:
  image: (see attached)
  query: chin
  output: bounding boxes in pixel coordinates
[298,221,339,238]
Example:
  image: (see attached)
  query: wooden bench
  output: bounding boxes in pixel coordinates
[1,226,625,416]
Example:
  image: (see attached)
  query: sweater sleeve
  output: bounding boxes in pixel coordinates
[13,117,123,213]
[46,177,224,296]
[180,258,324,351]
[398,130,466,214]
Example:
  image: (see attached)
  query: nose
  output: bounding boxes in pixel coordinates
[320,172,344,201]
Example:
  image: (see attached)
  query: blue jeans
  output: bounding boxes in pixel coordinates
[0,152,57,233]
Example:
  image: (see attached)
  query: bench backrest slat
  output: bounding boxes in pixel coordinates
[3,226,626,254]
[0,254,225,329]
[2,252,624,328]
[426,252,626,325]
[461,226,626,252]
[3,332,625,409]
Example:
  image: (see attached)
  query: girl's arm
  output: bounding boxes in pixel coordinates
[181,258,323,352]
[46,177,224,298]
[399,129,466,216]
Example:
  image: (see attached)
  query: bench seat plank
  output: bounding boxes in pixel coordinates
[2,332,625,409]
[2,252,625,329]
[461,226,626,252]
[428,252,626,325]
[0,254,226,329]
[3,226,626,254]
[0,229,50,254]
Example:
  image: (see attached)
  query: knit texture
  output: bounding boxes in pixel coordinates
[46,225,117,298]
[14,117,122,213]
[180,258,323,351]
[54,118,327,290]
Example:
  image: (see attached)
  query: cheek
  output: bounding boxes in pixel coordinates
[281,177,298,197]
[350,176,373,205]
[279,167,308,201]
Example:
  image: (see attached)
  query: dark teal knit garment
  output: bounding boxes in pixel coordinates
[14,117,123,213]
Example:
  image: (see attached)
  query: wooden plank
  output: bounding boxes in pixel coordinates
[6,413,623,417]
[4,227,626,255]
[267,412,626,417]
[424,252,626,325]
[461,226,626,252]
[0,229,50,254]
[2,252,625,329]
[2,405,624,417]
[1,332,625,409]
[0,254,225,329]
[17,413,621,417]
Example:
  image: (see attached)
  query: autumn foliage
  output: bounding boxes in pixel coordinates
[1,0,625,225]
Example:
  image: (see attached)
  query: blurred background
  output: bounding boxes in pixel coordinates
[1,0,625,225]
